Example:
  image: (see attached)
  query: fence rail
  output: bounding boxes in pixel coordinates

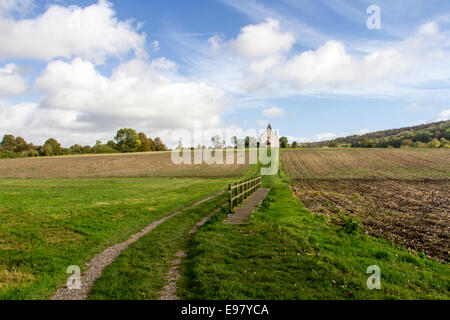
[228,176,262,213]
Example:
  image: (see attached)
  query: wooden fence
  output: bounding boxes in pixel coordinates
[228,176,262,213]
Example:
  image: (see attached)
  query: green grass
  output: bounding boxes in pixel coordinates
[88,192,229,300]
[178,170,450,300]
[0,177,233,299]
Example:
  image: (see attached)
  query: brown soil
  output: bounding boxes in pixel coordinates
[292,178,450,261]
[282,149,450,179]
[0,151,250,179]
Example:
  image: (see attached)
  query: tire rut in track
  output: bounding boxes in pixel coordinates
[50,190,225,300]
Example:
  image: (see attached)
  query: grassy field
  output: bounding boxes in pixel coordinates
[1,148,448,300]
[178,170,449,299]
[0,151,251,179]
[0,177,235,299]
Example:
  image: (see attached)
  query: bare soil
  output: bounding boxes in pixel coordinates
[282,149,450,179]
[292,178,449,261]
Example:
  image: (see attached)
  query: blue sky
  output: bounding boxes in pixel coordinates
[0,0,449,146]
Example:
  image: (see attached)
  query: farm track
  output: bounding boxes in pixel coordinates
[159,203,227,300]
[50,190,225,300]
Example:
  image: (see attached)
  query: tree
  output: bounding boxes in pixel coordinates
[292,142,298,149]
[114,128,141,153]
[329,141,339,148]
[41,138,62,156]
[175,140,183,150]
[439,138,450,149]
[83,145,93,153]
[1,134,16,151]
[279,136,288,148]
[70,144,83,154]
[93,140,116,154]
[138,132,151,152]
[211,135,224,149]
[154,137,167,151]
[15,137,30,153]
[245,136,250,148]
[401,139,414,147]
[231,136,238,149]
[148,138,157,151]
[94,140,102,149]
[106,140,117,149]
[428,138,441,148]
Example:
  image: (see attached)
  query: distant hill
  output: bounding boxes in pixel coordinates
[298,120,450,148]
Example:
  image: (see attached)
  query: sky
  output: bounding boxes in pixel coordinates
[1,0,450,147]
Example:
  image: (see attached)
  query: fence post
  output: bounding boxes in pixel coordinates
[228,184,232,213]
[233,182,239,207]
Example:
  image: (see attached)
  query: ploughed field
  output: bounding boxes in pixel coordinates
[283,149,450,262]
[0,151,251,179]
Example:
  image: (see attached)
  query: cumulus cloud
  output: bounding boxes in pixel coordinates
[0,0,146,64]
[0,100,123,146]
[0,63,28,96]
[262,106,285,118]
[33,57,227,132]
[209,18,450,97]
[232,18,295,60]
[437,109,450,121]
[276,41,410,89]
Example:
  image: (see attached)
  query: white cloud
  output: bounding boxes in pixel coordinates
[315,133,337,141]
[262,106,285,118]
[0,0,146,64]
[34,57,227,130]
[437,109,450,121]
[0,101,94,145]
[278,41,410,89]
[208,18,450,98]
[358,129,369,135]
[232,18,294,60]
[0,63,27,96]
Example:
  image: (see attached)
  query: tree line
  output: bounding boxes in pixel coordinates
[0,128,168,159]
[297,121,450,149]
